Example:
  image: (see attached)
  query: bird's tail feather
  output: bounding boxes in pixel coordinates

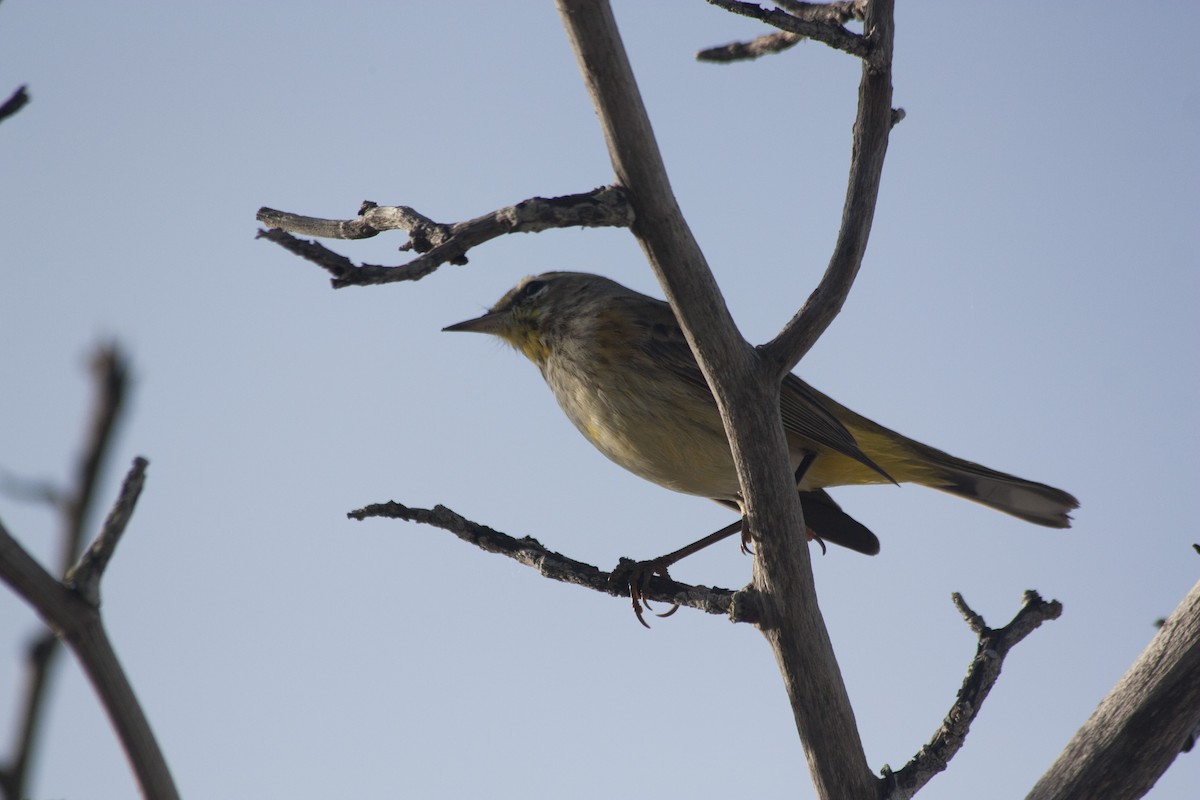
[903,440,1079,528]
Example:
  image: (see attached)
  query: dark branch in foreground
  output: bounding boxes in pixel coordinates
[0,85,29,126]
[257,185,633,288]
[0,458,178,800]
[348,501,746,621]
[0,345,128,800]
[65,459,148,607]
[882,591,1063,799]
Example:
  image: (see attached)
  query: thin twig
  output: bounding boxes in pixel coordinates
[703,0,870,59]
[883,591,1063,799]
[697,0,867,63]
[59,346,129,576]
[697,32,804,63]
[0,85,29,126]
[775,0,867,23]
[350,501,741,620]
[257,185,634,288]
[65,457,149,607]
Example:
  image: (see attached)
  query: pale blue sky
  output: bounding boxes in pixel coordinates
[2,2,1198,798]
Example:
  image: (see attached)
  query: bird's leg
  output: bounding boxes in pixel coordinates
[611,519,743,627]
[789,451,829,553]
[794,450,817,487]
[739,450,819,553]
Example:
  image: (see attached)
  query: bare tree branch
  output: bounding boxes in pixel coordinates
[349,501,741,620]
[555,2,898,798]
[884,592,1063,799]
[65,458,148,607]
[761,1,898,375]
[697,1,867,63]
[257,185,633,288]
[1,345,128,800]
[0,85,29,126]
[0,458,178,800]
[697,31,804,63]
[1027,577,1200,800]
[704,0,870,59]
[59,346,129,576]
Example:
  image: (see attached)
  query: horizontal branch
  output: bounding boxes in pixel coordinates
[257,185,633,288]
[349,501,746,621]
[704,0,870,60]
[884,591,1063,799]
[697,1,866,63]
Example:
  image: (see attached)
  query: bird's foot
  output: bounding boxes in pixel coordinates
[609,557,680,628]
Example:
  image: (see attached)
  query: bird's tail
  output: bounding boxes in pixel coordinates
[804,384,1080,528]
[899,438,1079,528]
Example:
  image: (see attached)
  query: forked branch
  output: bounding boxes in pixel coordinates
[697,1,867,63]
[257,185,633,288]
[704,0,870,60]
[884,592,1063,799]
[0,458,177,800]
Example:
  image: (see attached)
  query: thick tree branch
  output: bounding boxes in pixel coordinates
[257,186,633,288]
[884,592,1063,799]
[349,501,742,621]
[1027,577,1200,800]
[0,459,178,800]
[556,2,893,798]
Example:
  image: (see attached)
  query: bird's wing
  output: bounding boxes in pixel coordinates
[632,297,890,481]
[781,374,894,483]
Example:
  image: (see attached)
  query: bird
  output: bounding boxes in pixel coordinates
[444,271,1078,584]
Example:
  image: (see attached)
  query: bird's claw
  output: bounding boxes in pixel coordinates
[610,557,680,628]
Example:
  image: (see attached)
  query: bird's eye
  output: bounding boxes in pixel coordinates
[515,279,547,304]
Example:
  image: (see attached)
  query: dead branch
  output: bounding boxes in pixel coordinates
[0,345,128,800]
[257,185,633,288]
[554,1,897,797]
[697,1,867,63]
[349,501,742,621]
[761,0,898,375]
[0,458,178,800]
[697,31,804,63]
[0,85,29,125]
[1027,577,1200,800]
[703,0,870,59]
[883,592,1064,799]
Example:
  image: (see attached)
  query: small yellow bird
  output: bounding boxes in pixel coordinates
[445,271,1078,559]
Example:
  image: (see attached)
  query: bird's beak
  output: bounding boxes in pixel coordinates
[443,311,506,335]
